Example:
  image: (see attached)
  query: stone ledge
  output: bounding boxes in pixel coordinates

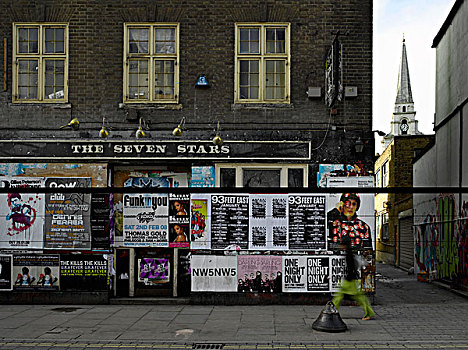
[231,103,294,111]
[9,103,72,109]
[119,102,183,110]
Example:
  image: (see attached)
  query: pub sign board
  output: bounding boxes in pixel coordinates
[0,140,310,160]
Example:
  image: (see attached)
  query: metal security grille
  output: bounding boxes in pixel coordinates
[192,344,224,349]
[399,216,414,270]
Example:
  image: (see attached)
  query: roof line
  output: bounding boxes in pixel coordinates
[432,0,464,48]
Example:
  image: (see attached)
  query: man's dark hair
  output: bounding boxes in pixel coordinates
[340,193,361,210]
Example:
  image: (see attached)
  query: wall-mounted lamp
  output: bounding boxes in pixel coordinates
[354,137,364,153]
[135,118,147,139]
[212,121,223,145]
[99,117,109,138]
[373,130,386,137]
[172,117,185,137]
[60,117,80,131]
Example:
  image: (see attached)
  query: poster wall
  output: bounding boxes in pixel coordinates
[326,177,375,251]
[249,195,288,250]
[13,254,60,291]
[191,166,215,187]
[60,254,108,291]
[191,255,361,293]
[123,173,188,188]
[210,195,249,250]
[91,193,111,250]
[123,194,169,247]
[0,177,45,249]
[0,255,13,291]
[288,195,327,250]
[237,255,282,293]
[329,255,347,292]
[44,177,92,250]
[190,195,211,249]
[168,194,190,248]
[282,256,330,292]
[191,255,237,292]
[138,258,170,285]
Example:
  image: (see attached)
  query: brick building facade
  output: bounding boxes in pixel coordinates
[0,0,373,302]
[375,135,434,267]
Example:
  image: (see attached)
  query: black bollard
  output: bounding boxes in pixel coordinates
[312,301,347,332]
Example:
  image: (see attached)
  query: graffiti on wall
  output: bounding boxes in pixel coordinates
[414,194,468,290]
[436,195,458,281]
[415,214,438,276]
[457,201,468,288]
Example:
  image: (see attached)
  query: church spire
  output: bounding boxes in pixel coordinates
[382,37,422,149]
[395,36,413,104]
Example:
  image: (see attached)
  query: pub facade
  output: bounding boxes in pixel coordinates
[0,0,374,303]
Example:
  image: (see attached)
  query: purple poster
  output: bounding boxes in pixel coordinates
[138,258,170,285]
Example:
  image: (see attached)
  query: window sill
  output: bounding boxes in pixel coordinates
[10,102,71,109]
[231,103,293,111]
[119,103,182,110]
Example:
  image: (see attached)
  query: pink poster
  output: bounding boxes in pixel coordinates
[237,256,282,293]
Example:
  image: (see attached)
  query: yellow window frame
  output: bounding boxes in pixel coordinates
[123,23,179,104]
[12,23,69,103]
[234,23,290,104]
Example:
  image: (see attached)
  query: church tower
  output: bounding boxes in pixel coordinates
[383,37,422,148]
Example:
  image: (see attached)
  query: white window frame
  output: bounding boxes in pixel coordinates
[234,23,290,104]
[215,163,307,187]
[12,23,69,103]
[382,212,389,240]
[123,23,179,104]
[375,212,381,241]
[382,161,389,187]
[375,168,381,187]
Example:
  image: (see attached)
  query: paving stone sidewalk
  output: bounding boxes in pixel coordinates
[0,263,467,350]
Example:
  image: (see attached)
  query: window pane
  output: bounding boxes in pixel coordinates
[128,60,148,99]
[288,169,304,188]
[44,60,65,99]
[154,60,175,100]
[250,29,259,41]
[250,60,259,73]
[239,60,259,100]
[239,28,259,54]
[155,28,176,54]
[250,73,259,86]
[266,28,285,54]
[266,61,274,74]
[128,28,149,54]
[250,87,259,99]
[240,60,249,72]
[240,41,249,53]
[240,29,249,41]
[220,168,236,187]
[243,170,280,187]
[250,41,259,54]
[45,28,65,53]
[17,60,38,99]
[265,60,285,100]
[18,28,38,54]
[266,29,275,41]
[276,87,284,99]
[240,72,248,86]
[266,41,275,54]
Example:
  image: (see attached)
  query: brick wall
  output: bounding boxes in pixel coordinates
[0,0,373,165]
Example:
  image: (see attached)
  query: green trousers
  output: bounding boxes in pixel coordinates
[332,279,375,318]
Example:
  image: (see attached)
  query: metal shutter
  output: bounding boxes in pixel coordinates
[399,216,414,270]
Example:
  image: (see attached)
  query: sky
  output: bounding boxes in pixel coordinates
[373,0,456,148]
